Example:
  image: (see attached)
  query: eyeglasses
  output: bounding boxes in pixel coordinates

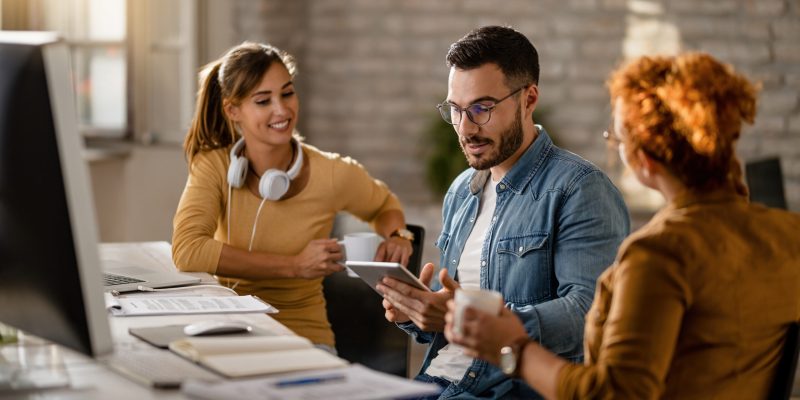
[436,86,527,126]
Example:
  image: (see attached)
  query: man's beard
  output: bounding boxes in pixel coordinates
[459,109,524,171]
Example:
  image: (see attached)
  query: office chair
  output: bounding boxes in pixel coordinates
[746,158,788,210]
[323,224,425,377]
[769,321,800,400]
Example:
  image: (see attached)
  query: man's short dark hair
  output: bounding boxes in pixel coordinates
[446,25,540,89]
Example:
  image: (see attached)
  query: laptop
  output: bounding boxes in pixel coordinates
[99,242,201,293]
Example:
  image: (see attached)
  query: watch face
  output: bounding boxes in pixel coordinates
[500,346,516,375]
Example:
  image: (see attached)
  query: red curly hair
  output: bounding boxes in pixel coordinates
[608,53,759,193]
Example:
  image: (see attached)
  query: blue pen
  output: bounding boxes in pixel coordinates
[274,374,346,388]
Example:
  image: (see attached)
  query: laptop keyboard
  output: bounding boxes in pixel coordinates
[107,349,221,389]
[103,273,145,286]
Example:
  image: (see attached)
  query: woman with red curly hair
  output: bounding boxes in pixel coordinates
[441,53,800,399]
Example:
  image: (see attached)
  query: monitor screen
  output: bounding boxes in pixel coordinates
[0,32,112,357]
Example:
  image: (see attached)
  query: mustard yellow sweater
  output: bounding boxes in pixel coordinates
[172,143,402,346]
[558,190,800,399]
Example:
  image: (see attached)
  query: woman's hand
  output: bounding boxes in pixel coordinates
[375,236,413,266]
[291,239,344,279]
[444,300,528,365]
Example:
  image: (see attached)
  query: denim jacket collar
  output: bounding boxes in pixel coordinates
[468,125,553,196]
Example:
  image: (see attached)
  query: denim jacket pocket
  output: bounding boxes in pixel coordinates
[496,233,551,304]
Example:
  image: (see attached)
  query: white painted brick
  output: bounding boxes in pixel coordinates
[740,23,772,40]
[399,0,462,13]
[736,67,780,88]
[568,0,599,12]
[744,0,786,16]
[775,42,800,63]
[698,41,771,65]
[569,83,610,102]
[579,39,624,59]
[540,61,567,81]
[760,89,799,115]
[673,17,738,38]
[789,115,800,134]
[668,0,739,15]
[773,18,800,39]
[539,39,577,58]
[784,159,800,179]
[760,138,800,157]
[601,0,627,11]
[568,62,616,81]
[553,16,626,37]
[787,73,800,89]
[753,116,788,133]
[513,19,556,41]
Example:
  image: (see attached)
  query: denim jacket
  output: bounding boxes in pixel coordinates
[400,127,630,399]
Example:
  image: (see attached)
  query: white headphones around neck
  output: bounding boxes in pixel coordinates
[226,137,303,200]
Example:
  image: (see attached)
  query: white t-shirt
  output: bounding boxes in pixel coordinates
[426,176,498,382]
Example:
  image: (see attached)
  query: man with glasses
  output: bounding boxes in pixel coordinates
[377,26,630,399]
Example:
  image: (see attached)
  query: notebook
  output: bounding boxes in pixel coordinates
[168,336,347,378]
[99,242,201,292]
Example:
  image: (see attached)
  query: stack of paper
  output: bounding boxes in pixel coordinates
[106,295,277,316]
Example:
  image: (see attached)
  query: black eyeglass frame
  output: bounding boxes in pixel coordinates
[436,86,528,126]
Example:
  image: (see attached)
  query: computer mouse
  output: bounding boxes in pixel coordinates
[182,320,253,336]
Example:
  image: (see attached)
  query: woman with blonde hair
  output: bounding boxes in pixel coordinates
[172,42,413,351]
[443,52,800,398]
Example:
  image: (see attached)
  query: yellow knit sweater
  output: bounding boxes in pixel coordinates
[172,143,402,346]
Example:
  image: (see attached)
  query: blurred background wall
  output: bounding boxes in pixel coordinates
[4,0,798,262]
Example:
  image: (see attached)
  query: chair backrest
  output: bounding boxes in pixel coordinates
[769,321,800,400]
[746,158,787,210]
[322,224,425,377]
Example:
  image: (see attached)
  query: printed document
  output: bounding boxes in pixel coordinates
[106,295,277,316]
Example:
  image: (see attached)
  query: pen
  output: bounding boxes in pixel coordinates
[274,374,346,388]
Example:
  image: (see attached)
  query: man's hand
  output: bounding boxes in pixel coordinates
[291,239,344,279]
[378,263,459,332]
[444,300,528,365]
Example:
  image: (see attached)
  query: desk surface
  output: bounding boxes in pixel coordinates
[0,242,297,400]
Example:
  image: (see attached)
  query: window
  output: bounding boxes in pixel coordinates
[32,0,128,137]
[1,0,198,143]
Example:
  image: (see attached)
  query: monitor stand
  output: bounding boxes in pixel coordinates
[0,330,71,393]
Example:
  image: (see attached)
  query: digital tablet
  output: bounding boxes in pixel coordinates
[345,261,431,293]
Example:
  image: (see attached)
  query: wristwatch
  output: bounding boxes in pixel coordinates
[390,227,415,242]
[500,337,530,376]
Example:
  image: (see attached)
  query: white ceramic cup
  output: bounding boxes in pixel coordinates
[338,232,383,277]
[453,288,503,335]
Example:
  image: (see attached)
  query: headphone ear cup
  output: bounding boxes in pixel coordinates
[227,156,248,188]
[259,171,291,200]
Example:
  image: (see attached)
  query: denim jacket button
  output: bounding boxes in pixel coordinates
[469,218,475,223]
[499,184,506,190]
[468,371,477,378]
[451,259,457,264]
[481,260,486,267]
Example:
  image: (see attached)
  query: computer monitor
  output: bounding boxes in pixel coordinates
[0,32,113,357]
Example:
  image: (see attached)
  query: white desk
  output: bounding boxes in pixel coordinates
[0,242,297,400]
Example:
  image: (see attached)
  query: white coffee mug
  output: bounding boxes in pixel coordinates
[453,288,503,335]
[338,232,383,277]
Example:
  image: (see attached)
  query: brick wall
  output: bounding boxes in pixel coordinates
[230,0,800,217]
